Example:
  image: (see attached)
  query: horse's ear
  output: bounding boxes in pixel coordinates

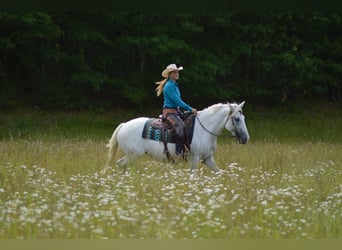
[228,102,234,111]
[239,101,246,108]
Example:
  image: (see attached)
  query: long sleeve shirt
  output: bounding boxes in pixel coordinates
[163,79,193,111]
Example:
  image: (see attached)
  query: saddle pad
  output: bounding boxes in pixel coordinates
[141,115,196,144]
[142,118,176,143]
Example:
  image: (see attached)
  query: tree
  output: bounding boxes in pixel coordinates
[0,12,341,110]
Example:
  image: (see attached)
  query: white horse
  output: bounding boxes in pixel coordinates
[104,101,249,173]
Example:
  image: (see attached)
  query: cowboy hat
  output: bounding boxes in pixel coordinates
[161,64,183,78]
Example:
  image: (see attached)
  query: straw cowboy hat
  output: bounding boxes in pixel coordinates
[161,64,183,78]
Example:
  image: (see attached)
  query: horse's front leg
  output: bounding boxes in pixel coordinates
[190,153,200,172]
[203,155,220,172]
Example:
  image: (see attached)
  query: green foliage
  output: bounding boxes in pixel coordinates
[0,12,341,110]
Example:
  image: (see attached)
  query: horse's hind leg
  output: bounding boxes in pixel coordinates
[116,156,129,173]
[203,155,220,172]
[117,154,139,174]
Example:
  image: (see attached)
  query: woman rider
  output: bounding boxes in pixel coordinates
[155,63,198,156]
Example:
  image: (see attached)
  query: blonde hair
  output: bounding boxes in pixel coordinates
[155,78,168,97]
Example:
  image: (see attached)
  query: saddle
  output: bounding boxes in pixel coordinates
[142,113,196,161]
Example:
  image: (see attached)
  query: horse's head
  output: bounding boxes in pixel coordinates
[226,101,250,144]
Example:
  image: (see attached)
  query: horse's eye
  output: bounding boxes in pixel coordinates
[235,117,240,122]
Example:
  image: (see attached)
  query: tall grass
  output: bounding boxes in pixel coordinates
[0,104,341,238]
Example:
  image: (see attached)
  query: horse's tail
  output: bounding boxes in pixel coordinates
[104,123,124,171]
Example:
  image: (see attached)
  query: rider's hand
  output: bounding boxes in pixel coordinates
[191,108,198,115]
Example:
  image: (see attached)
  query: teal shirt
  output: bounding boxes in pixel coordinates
[163,79,192,111]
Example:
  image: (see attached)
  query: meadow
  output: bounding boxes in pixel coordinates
[0,103,341,239]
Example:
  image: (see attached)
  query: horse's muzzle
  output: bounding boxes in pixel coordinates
[238,135,248,144]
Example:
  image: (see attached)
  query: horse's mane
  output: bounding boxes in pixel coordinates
[200,102,237,113]
[201,103,225,112]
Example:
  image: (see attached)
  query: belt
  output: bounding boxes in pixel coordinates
[163,107,177,110]
[163,108,178,115]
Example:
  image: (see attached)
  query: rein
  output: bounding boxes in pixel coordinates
[195,110,234,138]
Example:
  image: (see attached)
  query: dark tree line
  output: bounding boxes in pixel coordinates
[0,12,341,110]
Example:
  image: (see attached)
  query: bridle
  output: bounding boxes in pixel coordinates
[195,109,234,138]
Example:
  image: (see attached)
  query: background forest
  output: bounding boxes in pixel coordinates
[0,12,341,111]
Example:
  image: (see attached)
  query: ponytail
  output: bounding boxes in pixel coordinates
[155,78,168,97]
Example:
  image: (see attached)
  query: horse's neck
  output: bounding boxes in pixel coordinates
[198,105,229,135]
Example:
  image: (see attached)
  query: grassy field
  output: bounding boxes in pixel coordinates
[0,104,341,239]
